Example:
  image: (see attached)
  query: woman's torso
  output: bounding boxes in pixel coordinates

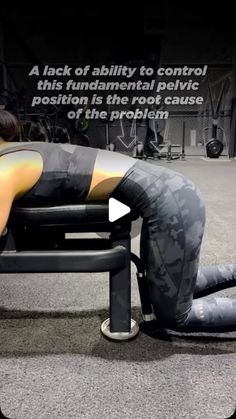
[0,142,136,206]
[0,142,97,205]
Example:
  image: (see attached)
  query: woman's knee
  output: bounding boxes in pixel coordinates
[154,304,190,331]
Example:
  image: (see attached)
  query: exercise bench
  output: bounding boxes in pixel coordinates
[0,202,153,340]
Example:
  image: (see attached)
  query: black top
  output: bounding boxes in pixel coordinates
[0,142,98,206]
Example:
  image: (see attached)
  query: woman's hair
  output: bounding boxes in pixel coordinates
[0,110,20,141]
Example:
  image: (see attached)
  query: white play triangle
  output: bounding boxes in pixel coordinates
[108,198,131,222]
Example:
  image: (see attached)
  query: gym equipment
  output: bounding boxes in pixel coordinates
[71,133,90,147]
[1,138,236,332]
[0,88,73,144]
[144,117,164,158]
[206,136,224,159]
[204,77,229,158]
[143,112,180,161]
[181,120,186,160]
[133,141,145,158]
[105,109,116,151]
[145,140,181,161]
[74,106,89,134]
[156,143,181,160]
[71,105,90,147]
[132,119,145,159]
[229,97,236,157]
[0,202,153,341]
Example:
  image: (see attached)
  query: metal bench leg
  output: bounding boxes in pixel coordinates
[101,224,139,340]
[130,253,154,321]
[136,272,155,322]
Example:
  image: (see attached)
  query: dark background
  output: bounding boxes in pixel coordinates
[1,1,236,154]
[1,1,235,66]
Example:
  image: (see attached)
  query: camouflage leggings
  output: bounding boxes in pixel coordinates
[113,160,236,332]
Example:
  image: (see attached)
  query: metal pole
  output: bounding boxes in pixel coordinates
[167,144,172,162]
[181,120,186,160]
[229,37,236,157]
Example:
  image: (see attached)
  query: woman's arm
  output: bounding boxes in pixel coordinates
[0,151,43,235]
[0,176,15,236]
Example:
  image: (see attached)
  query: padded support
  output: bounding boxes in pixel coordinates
[10,203,109,226]
[0,202,144,340]
[0,248,128,273]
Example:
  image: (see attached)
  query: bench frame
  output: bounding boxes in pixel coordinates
[0,203,153,340]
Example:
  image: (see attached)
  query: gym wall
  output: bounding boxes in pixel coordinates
[0,1,236,155]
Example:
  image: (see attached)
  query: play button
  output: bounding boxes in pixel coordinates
[108,198,131,222]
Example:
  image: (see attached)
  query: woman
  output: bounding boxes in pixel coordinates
[0,110,236,332]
